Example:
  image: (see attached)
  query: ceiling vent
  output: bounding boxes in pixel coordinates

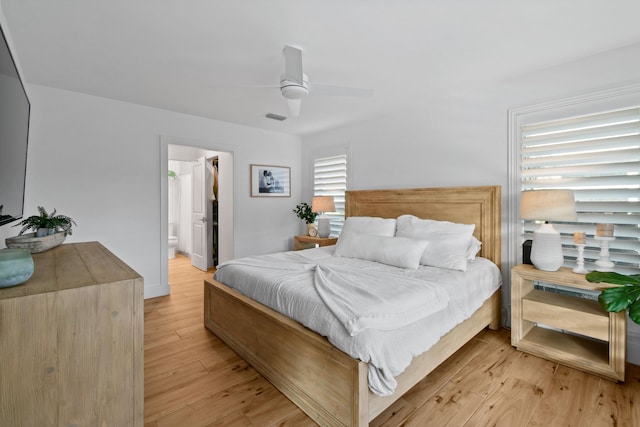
[265,113,287,121]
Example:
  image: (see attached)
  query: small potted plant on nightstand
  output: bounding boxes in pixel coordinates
[293,202,318,236]
[6,207,77,253]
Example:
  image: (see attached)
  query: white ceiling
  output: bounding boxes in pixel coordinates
[4,0,640,136]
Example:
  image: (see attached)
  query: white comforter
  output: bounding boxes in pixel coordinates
[214,246,501,396]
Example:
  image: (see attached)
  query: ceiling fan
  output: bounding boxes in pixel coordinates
[218,45,374,118]
[277,45,374,117]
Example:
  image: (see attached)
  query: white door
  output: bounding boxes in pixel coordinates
[191,157,208,271]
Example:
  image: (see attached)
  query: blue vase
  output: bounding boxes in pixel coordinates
[0,249,35,288]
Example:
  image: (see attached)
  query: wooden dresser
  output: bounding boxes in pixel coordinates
[0,242,143,427]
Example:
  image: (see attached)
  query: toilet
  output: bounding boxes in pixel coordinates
[168,223,178,259]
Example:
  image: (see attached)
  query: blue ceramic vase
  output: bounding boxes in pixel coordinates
[0,248,35,288]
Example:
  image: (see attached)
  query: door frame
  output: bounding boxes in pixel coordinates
[159,135,235,297]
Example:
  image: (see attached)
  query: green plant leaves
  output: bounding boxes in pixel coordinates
[586,271,640,286]
[293,202,317,224]
[598,285,640,311]
[15,206,76,236]
[587,271,640,324]
[630,300,640,324]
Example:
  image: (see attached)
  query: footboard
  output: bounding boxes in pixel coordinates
[204,278,369,427]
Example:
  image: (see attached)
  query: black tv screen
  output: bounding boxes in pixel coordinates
[0,23,30,226]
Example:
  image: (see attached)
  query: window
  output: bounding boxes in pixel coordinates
[510,87,640,276]
[313,152,348,236]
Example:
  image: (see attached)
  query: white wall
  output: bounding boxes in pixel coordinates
[22,85,301,298]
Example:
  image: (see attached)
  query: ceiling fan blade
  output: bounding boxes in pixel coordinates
[208,83,280,89]
[283,45,304,85]
[310,83,374,97]
[287,98,302,117]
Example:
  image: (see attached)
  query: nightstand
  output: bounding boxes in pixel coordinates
[293,235,338,251]
[511,264,625,381]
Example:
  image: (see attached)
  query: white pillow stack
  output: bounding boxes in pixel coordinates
[334,215,482,271]
[396,215,477,271]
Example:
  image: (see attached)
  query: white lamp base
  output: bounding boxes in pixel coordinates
[317,216,331,238]
[530,223,564,272]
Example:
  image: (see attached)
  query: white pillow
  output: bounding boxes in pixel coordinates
[396,215,476,271]
[340,216,396,237]
[467,236,482,260]
[334,232,429,269]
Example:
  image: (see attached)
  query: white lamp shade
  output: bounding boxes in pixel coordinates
[520,190,576,221]
[312,196,335,213]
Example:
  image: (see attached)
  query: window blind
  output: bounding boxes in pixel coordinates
[521,107,640,275]
[313,154,347,236]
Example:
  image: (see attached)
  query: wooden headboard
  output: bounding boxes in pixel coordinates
[345,186,501,267]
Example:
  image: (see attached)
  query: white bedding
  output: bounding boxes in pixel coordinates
[214,246,501,396]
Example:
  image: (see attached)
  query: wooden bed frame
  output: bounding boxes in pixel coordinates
[204,186,502,426]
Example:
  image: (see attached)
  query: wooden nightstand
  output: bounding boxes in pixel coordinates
[293,235,338,251]
[511,264,625,381]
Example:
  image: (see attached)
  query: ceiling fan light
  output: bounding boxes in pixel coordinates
[281,84,308,100]
[280,73,309,100]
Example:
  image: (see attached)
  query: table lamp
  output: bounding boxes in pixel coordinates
[312,196,335,238]
[520,189,576,271]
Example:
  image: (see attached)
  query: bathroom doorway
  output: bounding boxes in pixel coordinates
[159,136,234,297]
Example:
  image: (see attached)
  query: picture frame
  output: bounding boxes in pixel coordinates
[250,164,291,197]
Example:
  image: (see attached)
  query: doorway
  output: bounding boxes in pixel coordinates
[159,136,234,297]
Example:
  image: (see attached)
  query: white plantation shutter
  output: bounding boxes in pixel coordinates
[521,107,640,274]
[313,154,347,236]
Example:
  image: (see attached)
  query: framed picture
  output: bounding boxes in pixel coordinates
[250,164,291,197]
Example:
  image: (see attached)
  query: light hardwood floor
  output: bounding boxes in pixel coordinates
[144,255,640,427]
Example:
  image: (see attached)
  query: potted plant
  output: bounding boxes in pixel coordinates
[293,202,318,236]
[586,271,640,324]
[16,206,76,237]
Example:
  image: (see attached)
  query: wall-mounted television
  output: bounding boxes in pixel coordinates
[0,22,30,226]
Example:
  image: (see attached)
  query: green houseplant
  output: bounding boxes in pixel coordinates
[16,206,77,237]
[293,202,317,224]
[586,271,640,324]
